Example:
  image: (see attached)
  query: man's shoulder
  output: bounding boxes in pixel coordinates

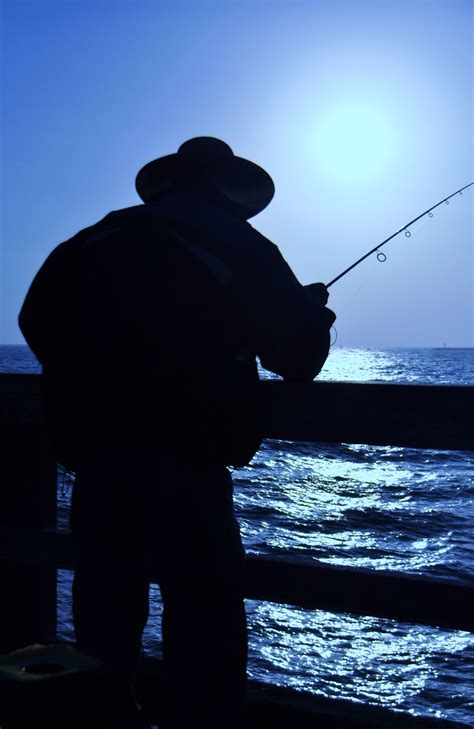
[53,205,152,252]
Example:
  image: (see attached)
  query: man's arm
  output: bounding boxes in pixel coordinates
[18,241,76,364]
[235,228,336,381]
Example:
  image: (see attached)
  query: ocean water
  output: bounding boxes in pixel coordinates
[1,344,474,725]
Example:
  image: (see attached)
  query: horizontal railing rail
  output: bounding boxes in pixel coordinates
[0,526,472,632]
[261,379,474,451]
[1,374,474,450]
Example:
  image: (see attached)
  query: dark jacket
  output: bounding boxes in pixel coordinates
[19,192,334,469]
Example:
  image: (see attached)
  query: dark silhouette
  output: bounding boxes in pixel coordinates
[18,137,335,728]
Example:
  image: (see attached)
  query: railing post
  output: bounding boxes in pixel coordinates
[0,375,57,652]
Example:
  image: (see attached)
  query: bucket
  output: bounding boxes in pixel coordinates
[0,643,104,728]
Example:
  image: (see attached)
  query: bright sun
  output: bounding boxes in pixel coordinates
[311,100,396,186]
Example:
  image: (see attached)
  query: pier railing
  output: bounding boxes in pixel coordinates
[1,373,473,728]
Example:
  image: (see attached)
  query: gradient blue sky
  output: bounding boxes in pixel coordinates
[2,0,473,347]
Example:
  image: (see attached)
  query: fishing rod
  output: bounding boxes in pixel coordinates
[326,181,474,288]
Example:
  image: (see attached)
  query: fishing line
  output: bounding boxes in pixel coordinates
[326,182,473,288]
[328,245,378,346]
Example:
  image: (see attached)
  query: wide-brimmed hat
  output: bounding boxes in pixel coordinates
[135,137,275,218]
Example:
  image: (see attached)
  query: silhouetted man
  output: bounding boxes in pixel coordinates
[19,137,335,728]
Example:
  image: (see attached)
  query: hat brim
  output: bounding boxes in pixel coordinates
[135,153,274,218]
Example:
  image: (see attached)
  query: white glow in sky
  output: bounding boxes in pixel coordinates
[311,100,397,187]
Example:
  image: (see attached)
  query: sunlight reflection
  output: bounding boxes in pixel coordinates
[246,601,474,717]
